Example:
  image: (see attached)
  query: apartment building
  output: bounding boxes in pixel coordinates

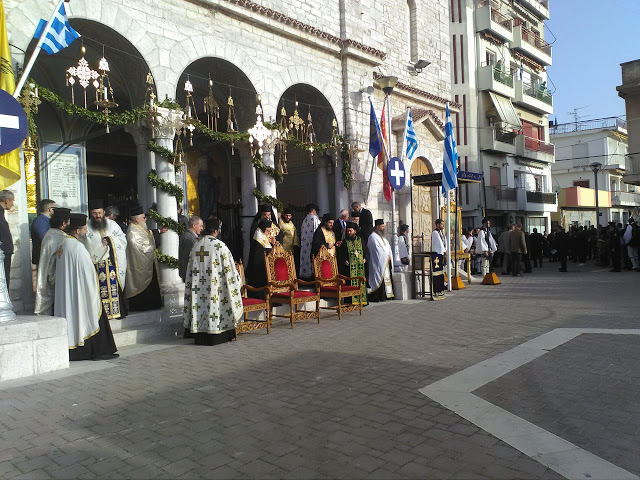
[450,0,556,233]
[550,117,640,227]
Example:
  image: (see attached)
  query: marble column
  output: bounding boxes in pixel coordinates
[125,122,156,215]
[259,142,278,215]
[237,144,258,265]
[333,151,349,213]
[152,107,182,292]
[317,158,330,216]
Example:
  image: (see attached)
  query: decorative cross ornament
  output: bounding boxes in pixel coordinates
[390,163,405,185]
[195,246,210,263]
[66,45,99,107]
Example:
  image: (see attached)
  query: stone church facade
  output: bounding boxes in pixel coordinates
[3,0,455,310]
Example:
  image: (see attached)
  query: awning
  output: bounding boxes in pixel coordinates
[412,171,483,187]
[488,92,522,129]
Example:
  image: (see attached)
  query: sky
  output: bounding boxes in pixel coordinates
[546,0,640,124]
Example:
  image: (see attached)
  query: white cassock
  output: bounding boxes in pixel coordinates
[54,236,102,349]
[367,232,394,296]
[396,235,410,272]
[299,213,321,278]
[81,218,127,287]
[34,228,67,315]
[474,229,497,275]
[431,229,447,255]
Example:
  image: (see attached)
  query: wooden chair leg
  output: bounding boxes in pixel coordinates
[264,308,270,334]
[359,296,363,316]
[234,327,238,340]
[316,299,320,323]
[337,298,342,320]
[290,302,295,328]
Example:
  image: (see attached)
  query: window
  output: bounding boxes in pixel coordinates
[527,217,546,234]
[407,0,418,63]
[573,180,590,188]
[534,175,543,192]
[514,171,523,188]
[486,50,496,66]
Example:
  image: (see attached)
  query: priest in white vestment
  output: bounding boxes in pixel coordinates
[81,199,128,320]
[56,214,118,361]
[124,206,163,311]
[367,219,395,302]
[35,207,71,315]
[299,203,321,279]
[184,218,244,345]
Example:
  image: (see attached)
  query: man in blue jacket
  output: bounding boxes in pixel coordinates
[31,199,56,265]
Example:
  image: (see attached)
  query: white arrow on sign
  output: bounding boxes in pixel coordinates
[390,160,405,186]
[0,113,21,147]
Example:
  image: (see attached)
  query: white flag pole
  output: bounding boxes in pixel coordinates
[399,107,410,164]
[446,190,452,291]
[13,0,66,98]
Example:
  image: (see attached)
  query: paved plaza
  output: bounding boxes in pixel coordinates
[1,262,639,479]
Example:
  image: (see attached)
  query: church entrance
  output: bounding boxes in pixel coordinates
[410,157,434,252]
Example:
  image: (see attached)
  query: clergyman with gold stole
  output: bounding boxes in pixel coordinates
[336,222,367,306]
[80,199,128,320]
[312,214,336,257]
[278,207,300,268]
[124,205,163,311]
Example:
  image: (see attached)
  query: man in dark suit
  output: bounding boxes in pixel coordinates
[0,190,15,290]
[334,209,349,242]
[351,202,374,245]
[508,224,527,277]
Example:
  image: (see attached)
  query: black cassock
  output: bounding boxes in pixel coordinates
[246,239,272,296]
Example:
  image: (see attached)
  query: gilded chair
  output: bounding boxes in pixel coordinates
[312,245,365,319]
[234,261,270,335]
[265,242,321,328]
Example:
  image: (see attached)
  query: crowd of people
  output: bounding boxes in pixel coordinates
[2,190,167,362]
[458,217,640,275]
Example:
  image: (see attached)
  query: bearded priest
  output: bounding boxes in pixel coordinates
[367,219,395,302]
[312,213,337,257]
[34,207,71,315]
[125,206,163,311]
[56,213,118,361]
[183,217,243,345]
[81,199,128,320]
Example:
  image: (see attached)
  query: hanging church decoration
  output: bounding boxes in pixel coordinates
[143,72,160,138]
[248,95,281,159]
[203,75,219,130]
[276,105,289,174]
[306,110,316,164]
[180,77,198,146]
[288,101,305,141]
[66,45,99,108]
[94,53,118,133]
[226,92,239,154]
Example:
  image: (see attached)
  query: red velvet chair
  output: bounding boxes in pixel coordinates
[234,261,270,335]
[312,245,365,319]
[265,243,320,328]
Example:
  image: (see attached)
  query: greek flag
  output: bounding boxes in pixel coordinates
[405,108,418,161]
[33,3,80,55]
[442,102,458,195]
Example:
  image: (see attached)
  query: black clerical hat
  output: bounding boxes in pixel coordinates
[69,213,87,229]
[322,213,332,223]
[259,204,271,213]
[258,218,272,231]
[51,207,71,220]
[130,205,144,216]
[374,218,384,226]
[350,210,360,218]
[346,222,358,230]
[88,199,104,211]
[283,208,293,215]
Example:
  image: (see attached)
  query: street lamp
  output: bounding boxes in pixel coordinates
[590,161,602,263]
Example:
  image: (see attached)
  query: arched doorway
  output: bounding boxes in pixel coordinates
[175,57,257,259]
[275,84,337,217]
[410,157,435,251]
[27,19,151,218]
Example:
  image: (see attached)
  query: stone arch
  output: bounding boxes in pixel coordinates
[268,66,343,126]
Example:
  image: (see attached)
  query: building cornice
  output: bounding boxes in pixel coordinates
[373,72,461,111]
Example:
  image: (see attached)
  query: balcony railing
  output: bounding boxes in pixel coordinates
[523,82,552,105]
[514,19,551,55]
[526,191,557,204]
[494,66,514,87]
[496,187,517,201]
[524,136,554,155]
[478,0,513,29]
[550,117,627,135]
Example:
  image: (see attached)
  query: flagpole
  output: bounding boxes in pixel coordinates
[386,93,399,271]
[446,190,451,291]
[13,0,66,98]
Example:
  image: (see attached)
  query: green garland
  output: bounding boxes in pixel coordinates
[253,188,283,211]
[155,249,179,268]
[147,140,174,162]
[148,208,185,235]
[340,138,352,189]
[194,120,250,143]
[147,169,184,203]
[253,157,283,184]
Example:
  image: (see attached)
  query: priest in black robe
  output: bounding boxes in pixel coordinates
[311,214,337,258]
[246,219,274,293]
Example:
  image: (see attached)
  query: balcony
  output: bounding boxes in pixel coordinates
[516,135,555,163]
[516,189,557,212]
[514,79,553,115]
[511,23,552,66]
[559,187,612,208]
[515,0,549,20]
[480,127,517,154]
[478,64,515,98]
[475,0,514,42]
[611,191,640,207]
[485,186,518,211]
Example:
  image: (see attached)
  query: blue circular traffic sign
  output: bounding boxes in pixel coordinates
[387,156,406,190]
[0,89,28,155]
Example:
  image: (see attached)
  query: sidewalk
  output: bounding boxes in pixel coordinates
[0,262,637,479]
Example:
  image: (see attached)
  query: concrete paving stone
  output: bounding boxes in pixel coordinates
[46,463,92,479]
[162,457,200,476]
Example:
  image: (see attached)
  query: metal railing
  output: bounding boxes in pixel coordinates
[494,66,514,87]
[514,19,551,55]
[523,136,554,155]
[549,117,627,135]
[522,82,552,105]
[516,0,549,9]
[477,0,513,30]
[526,191,556,204]
[495,129,516,144]
[496,187,517,201]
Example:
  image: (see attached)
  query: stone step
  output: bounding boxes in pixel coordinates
[110,310,163,332]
